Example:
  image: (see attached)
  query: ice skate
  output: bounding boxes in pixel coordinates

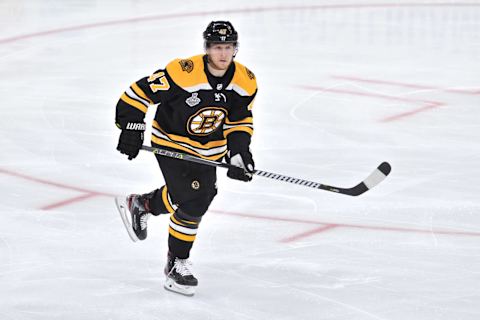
[164,253,198,296]
[115,194,151,242]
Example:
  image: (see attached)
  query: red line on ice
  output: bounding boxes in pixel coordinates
[332,75,480,95]
[0,3,478,236]
[280,224,339,243]
[211,210,480,240]
[1,3,479,45]
[297,84,445,122]
[209,209,329,225]
[0,168,113,210]
[2,169,480,239]
[380,102,443,122]
[40,193,100,211]
[340,223,480,237]
[0,168,112,196]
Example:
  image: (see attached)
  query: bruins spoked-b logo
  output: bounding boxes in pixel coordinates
[245,67,255,80]
[179,59,194,73]
[187,107,226,136]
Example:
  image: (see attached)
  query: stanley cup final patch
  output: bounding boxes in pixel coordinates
[186,92,201,107]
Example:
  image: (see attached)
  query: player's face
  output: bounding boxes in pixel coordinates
[206,43,236,70]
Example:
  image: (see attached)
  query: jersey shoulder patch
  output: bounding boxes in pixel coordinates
[165,55,211,92]
[228,61,258,97]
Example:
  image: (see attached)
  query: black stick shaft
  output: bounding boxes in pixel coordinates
[141,145,391,196]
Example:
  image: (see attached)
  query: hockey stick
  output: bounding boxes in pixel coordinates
[141,145,391,196]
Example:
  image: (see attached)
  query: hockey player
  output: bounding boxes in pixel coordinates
[114,21,257,296]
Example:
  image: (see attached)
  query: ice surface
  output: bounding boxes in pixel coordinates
[1,1,479,319]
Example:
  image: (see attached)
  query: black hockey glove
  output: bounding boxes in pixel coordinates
[226,150,255,182]
[116,122,145,160]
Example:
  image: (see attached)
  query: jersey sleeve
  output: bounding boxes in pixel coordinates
[115,69,174,129]
[224,63,258,152]
[225,89,257,152]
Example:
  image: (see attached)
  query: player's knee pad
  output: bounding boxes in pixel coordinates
[157,154,218,209]
[182,175,218,209]
[149,185,177,215]
[159,185,177,213]
[169,209,202,243]
[180,187,217,218]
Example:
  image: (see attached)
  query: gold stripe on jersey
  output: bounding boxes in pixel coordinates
[120,93,148,113]
[153,121,227,149]
[165,55,212,93]
[223,126,254,137]
[226,61,258,97]
[125,87,150,108]
[161,186,175,214]
[225,117,253,125]
[131,83,153,105]
[223,116,254,136]
[247,96,256,111]
[152,120,227,160]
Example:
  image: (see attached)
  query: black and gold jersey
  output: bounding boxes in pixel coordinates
[116,54,257,161]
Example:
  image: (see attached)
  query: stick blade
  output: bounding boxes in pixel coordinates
[378,161,392,176]
[344,162,392,196]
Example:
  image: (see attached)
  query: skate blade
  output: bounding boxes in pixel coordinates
[114,196,139,243]
[164,277,196,297]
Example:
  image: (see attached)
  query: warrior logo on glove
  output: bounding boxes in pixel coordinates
[126,122,146,131]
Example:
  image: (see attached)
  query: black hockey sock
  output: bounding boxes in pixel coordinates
[168,237,194,259]
[168,209,202,259]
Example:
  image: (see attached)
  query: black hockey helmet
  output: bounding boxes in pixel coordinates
[203,21,238,46]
